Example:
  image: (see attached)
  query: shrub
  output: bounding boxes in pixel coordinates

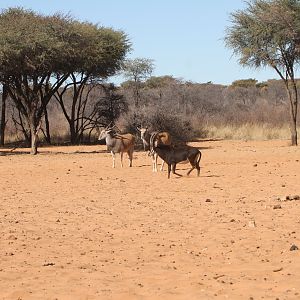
[118,107,205,143]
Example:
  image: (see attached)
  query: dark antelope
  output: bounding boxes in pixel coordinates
[150,132,201,179]
[137,126,172,172]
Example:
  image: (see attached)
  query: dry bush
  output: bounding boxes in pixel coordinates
[118,106,204,143]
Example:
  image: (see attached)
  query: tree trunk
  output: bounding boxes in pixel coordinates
[285,83,298,146]
[29,115,39,155]
[289,85,298,146]
[0,83,8,146]
[289,102,298,145]
[17,109,31,146]
[30,129,38,155]
[70,122,78,144]
[134,81,140,107]
[290,120,297,146]
[44,106,51,144]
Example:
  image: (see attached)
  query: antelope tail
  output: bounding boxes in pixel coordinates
[196,150,202,165]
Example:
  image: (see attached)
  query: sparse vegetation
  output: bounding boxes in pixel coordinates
[225,0,300,145]
[1,3,300,151]
[1,76,299,146]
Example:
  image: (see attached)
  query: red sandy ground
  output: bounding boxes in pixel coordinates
[0,140,299,300]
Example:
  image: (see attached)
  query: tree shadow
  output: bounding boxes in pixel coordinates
[0,148,108,156]
[196,146,214,150]
[135,164,152,168]
[0,150,31,156]
[191,138,223,142]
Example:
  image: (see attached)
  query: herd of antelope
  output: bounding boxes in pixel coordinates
[98,124,202,179]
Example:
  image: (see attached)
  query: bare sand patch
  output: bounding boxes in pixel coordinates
[0,140,299,299]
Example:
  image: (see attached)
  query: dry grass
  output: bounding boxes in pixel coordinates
[206,123,298,141]
[2,123,299,146]
[3,132,26,145]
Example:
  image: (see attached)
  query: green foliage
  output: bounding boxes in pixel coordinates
[144,76,178,89]
[122,57,154,107]
[120,80,140,89]
[123,58,154,82]
[0,8,130,77]
[225,0,300,71]
[70,22,130,77]
[256,81,269,89]
[0,8,61,75]
[231,79,258,88]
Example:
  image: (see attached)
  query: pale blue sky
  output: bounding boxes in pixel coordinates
[1,0,277,85]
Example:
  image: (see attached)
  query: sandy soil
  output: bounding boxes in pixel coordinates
[0,139,300,300]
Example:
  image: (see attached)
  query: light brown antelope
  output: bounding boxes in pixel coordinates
[98,125,135,168]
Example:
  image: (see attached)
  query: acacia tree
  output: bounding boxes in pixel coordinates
[122,58,154,107]
[225,0,300,145]
[54,23,130,144]
[95,83,128,125]
[0,9,73,153]
[0,8,130,153]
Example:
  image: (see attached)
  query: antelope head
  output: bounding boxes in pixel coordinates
[137,125,149,140]
[98,123,114,140]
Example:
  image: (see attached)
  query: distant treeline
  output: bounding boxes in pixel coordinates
[1,76,297,146]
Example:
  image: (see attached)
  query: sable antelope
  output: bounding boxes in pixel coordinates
[137,126,172,172]
[150,132,201,179]
[98,125,135,168]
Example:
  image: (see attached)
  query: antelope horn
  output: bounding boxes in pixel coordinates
[112,124,121,133]
[149,131,159,152]
[105,121,113,130]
